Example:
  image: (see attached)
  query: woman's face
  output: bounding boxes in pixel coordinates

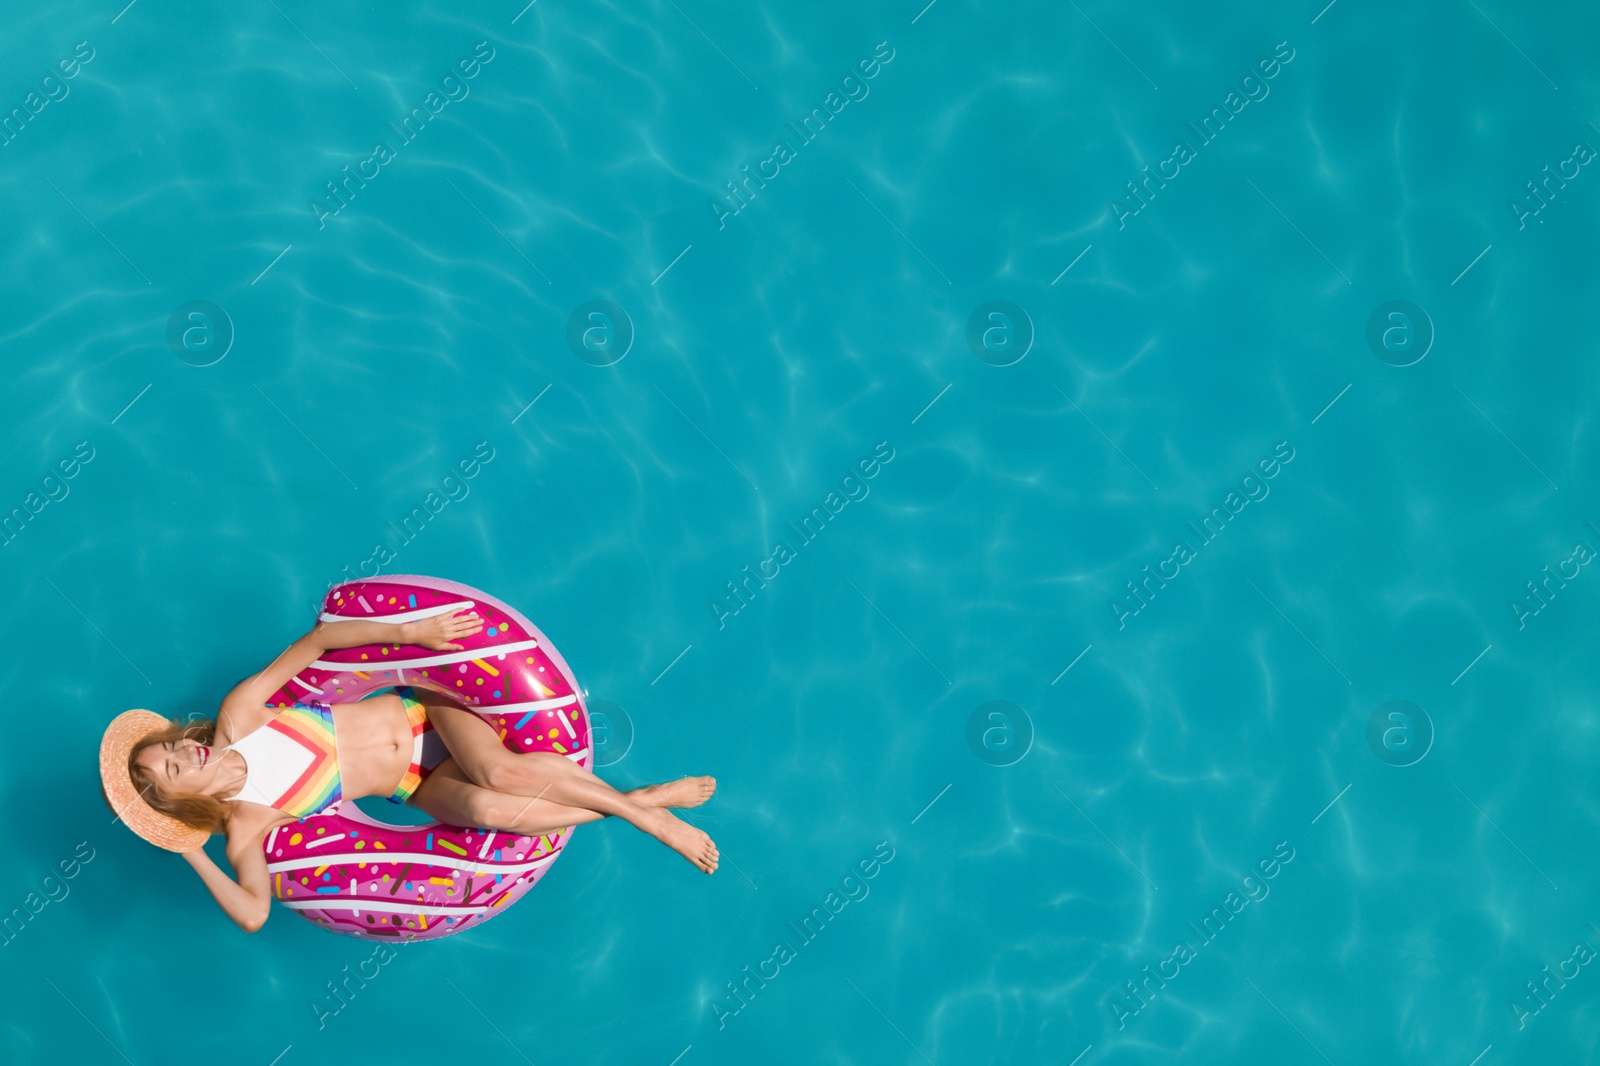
[135,737,219,797]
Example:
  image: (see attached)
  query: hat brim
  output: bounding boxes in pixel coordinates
[99,710,211,853]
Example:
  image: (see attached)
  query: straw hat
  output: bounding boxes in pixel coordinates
[99,710,210,852]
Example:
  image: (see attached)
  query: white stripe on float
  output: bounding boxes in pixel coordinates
[557,706,577,740]
[267,827,280,852]
[310,640,541,673]
[320,600,476,626]
[291,675,325,695]
[478,831,496,859]
[267,849,559,876]
[281,899,496,916]
[563,747,589,763]
[493,695,578,715]
[303,833,348,850]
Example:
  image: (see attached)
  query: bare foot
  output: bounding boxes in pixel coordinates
[644,809,719,874]
[631,776,717,810]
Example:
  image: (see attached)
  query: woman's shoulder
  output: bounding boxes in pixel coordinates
[225,802,294,850]
[215,697,284,748]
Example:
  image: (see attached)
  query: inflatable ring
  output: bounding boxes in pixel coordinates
[262,575,592,940]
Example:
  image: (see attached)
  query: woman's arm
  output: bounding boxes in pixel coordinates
[218,611,482,735]
[184,839,273,933]
[318,613,483,653]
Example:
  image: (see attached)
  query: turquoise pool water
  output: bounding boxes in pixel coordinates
[3,0,1599,1062]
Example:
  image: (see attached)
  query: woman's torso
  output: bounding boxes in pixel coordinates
[223,692,415,839]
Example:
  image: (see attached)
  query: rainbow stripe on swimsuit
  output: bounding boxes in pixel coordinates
[227,701,343,818]
[269,703,342,817]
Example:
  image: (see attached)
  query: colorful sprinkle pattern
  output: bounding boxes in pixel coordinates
[263,575,592,941]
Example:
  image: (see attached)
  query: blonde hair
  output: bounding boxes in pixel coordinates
[122,718,234,835]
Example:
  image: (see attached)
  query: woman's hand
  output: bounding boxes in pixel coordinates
[401,610,483,651]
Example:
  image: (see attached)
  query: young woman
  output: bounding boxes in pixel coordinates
[99,610,718,932]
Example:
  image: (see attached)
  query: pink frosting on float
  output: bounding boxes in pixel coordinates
[262,575,591,940]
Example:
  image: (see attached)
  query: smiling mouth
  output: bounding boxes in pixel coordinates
[197,746,209,768]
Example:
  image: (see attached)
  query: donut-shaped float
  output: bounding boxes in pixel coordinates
[262,575,592,940]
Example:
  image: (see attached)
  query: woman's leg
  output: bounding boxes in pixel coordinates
[409,759,710,836]
[410,759,594,836]
[417,693,719,873]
